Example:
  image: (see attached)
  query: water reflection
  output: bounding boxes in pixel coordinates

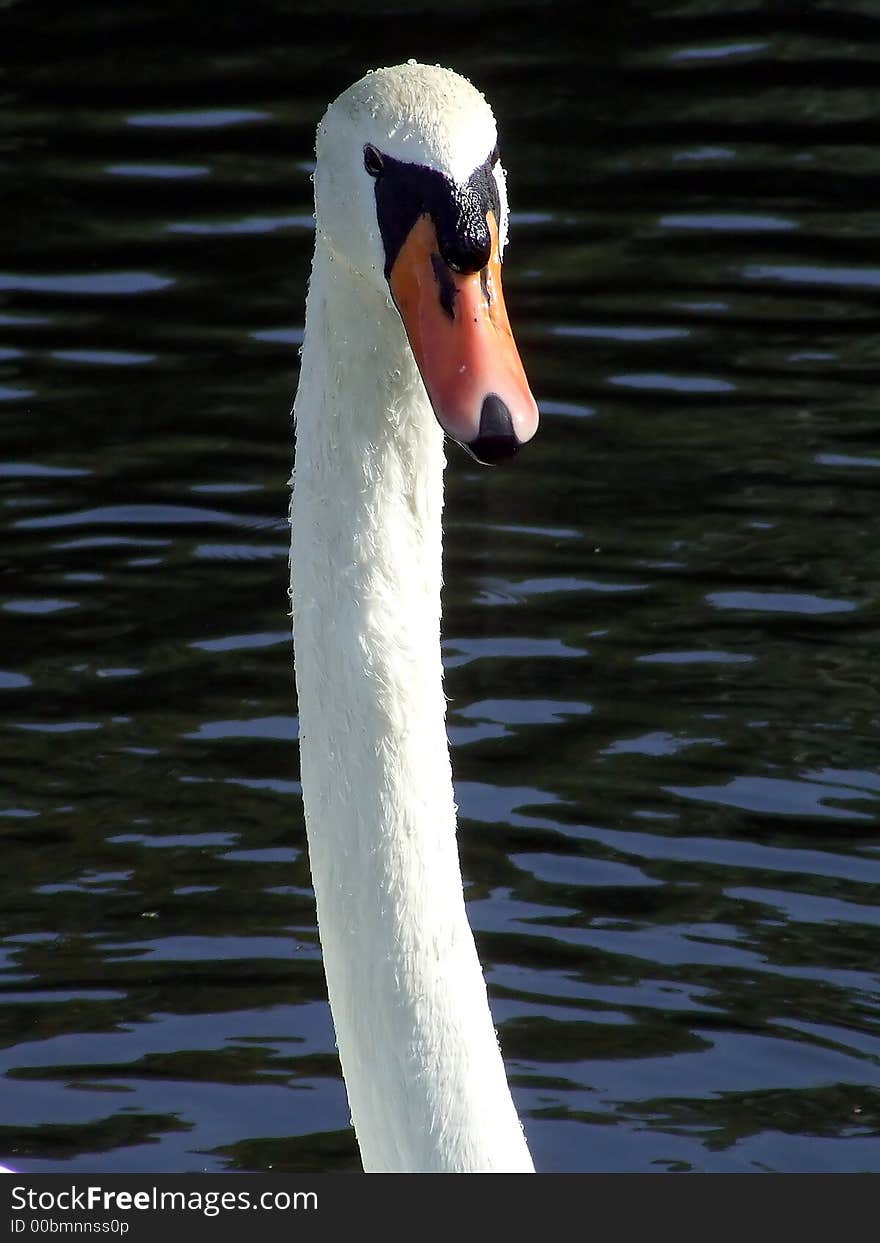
[1,0,879,1174]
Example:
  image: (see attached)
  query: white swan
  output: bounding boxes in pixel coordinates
[289,62,539,1173]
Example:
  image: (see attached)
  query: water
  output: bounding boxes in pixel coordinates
[2,0,879,1173]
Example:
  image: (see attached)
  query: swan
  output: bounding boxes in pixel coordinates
[289,61,539,1173]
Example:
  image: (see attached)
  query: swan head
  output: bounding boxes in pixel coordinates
[314,62,539,464]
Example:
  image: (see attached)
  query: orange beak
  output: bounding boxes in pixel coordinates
[388,212,539,463]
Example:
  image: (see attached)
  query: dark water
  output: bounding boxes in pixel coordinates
[2,0,880,1173]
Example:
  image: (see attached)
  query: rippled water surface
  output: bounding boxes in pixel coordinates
[3,1,880,1173]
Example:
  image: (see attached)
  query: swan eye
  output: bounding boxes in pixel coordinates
[363,144,385,177]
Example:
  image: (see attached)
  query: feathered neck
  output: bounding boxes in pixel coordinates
[289,236,533,1173]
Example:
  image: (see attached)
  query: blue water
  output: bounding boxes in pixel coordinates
[1,1,879,1172]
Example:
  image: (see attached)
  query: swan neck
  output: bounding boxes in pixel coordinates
[290,238,533,1173]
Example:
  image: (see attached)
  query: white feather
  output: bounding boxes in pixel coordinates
[289,63,533,1174]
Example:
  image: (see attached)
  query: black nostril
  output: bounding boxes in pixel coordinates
[466,394,520,465]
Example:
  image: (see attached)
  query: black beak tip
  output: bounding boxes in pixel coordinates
[465,394,520,466]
